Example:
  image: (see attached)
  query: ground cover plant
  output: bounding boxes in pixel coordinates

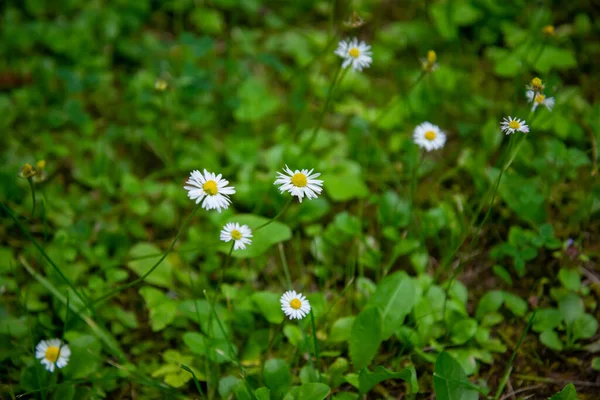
[1,0,599,399]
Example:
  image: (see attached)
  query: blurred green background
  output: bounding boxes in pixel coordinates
[1,0,599,399]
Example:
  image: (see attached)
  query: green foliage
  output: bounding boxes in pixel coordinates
[433,352,479,400]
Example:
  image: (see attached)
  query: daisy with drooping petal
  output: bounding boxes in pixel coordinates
[274,166,323,203]
[184,170,236,213]
[334,37,372,72]
[35,339,70,373]
[280,290,311,320]
[413,122,446,151]
[500,117,529,135]
[526,90,555,112]
[220,222,253,250]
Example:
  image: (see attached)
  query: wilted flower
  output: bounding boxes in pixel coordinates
[335,38,372,72]
[220,222,253,250]
[274,166,323,203]
[344,11,365,28]
[413,122,446,151]
[184,170,235,212]
[36,339,70,372]
[280,290,311,320]
[421,50,438,72]
[501,117,529,135]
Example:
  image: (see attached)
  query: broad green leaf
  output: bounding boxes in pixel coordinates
[358,366,418,395]
[559,293,584,327]
[532,309,563,333]
[62,335,102,379]
[540,330,564,351]
[329,317,355,343]
[368,272,415,339]
[502,291,528,317]
[475,291,504,320]
[263,359,291,399]
[558,268,581,291]
[283,383,331,400]
[433,352,478,400]
[549,383,578,400]
[127,242,173,288]
[572,314,598,341]
[183,332,208,355]
[255,387,271,400]
[252,291,285,324]
[322,173,368,202]
[450,318,478,345]
[349,307,382,369]
[220,214,292,258]
[234,77,280,122]
[139,287,177,331]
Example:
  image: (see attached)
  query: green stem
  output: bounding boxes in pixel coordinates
[493,311,536,400]
[300,63,343,152]
[254,198,293,231]
[1,201,91,312]
[27,178,36,217]
[91,204,200,307]
[309,310,321,382]
[278,243,293,290]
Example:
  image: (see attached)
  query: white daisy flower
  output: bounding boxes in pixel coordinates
[500,116,529,135]
[526,90,555,112]
[280,290,311,320]
[274,166,323,203]
[334,37,372,72]
[35,339,70,373]
[413,122,446,151]
[220,222,253,251]
[184,169,235,213]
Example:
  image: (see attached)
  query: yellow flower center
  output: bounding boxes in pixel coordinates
[291,173,308,187]
[427,50,437,65]
[45,346,60,363]
[290,298,302,310]
[509,120,520,129]
[543,25,555,36]
[348,47,360,58]
[203,180,218,196]
[424,131,436,141]
[231,229,242,240]
[534,94,545,103]
[530,77,543,91]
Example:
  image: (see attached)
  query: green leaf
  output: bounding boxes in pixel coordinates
[322,173,368,202]
[183,332,208,355]
[433,352,478,400]
[532,309,563,333]
[234,77,280,122]
[540,330,564,351]
[475,291,504,320]
[127,242,173,288]
[502,291,528,317]
[221,214,292,258]
[358,366,418,395]
[572,314,598,341]
[329,317,355,343]
[255,387,271,400]
[450,318,478,345]
[368,272,415,339]
[549,383,578,400]
[139,287,177,331]
[263,359,291,399]
[252,291,285,324]
[592,357,600,371]
[559,293,584,327]
[62,335,102,379]
[283,383,331,400]
[558,268,581,291]
[349,307,382,369]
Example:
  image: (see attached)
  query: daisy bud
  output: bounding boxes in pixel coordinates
[20,163,36,179]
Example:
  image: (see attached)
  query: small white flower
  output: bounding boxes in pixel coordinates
[184,169,236,213]
[280,290,311,320]
[413,122,446,151]
[334,37,372,72]
[220,222,253,251]
[274,166,323,203]
[35,339,70,372]
[526,90,555,112]
[500,116,529,135]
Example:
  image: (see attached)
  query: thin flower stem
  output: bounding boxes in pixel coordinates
[90,204,200,307]
[278,243,293,290]
[1,201,91,312]
[300,63,343,152]
[254,198,293,231]
[309,310,322,382]
[27,178,36,217]
[493,310,536,400]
